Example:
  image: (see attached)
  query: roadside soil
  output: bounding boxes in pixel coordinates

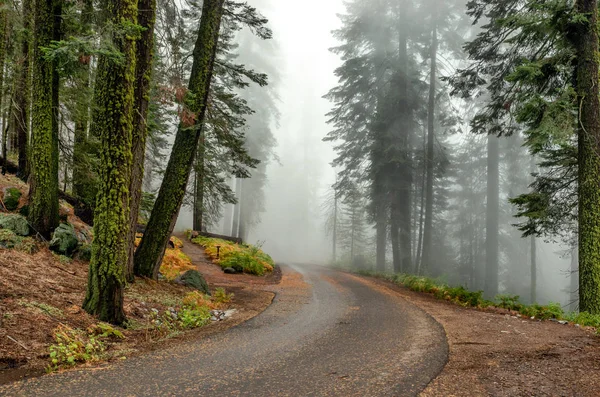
[358,275,600,397]
[0,237,279,385]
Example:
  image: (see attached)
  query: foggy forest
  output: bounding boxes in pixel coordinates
[1,0,600,395]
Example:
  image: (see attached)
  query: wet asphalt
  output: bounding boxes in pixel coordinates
[0,265,448,397]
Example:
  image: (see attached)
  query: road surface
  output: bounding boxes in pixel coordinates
[0,265,448,396]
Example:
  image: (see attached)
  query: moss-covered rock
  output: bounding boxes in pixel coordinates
[0,213,30,236]
[175,270,210,295]
[0,229,18,248]
[49,223,79,256]
[2,187,22,211]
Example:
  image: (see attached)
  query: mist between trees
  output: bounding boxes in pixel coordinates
[3,0,600,324]
[315,0,599,312]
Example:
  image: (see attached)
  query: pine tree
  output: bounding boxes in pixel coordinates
[571,0,600,313]
[28,0,61,238]
[15,0,31,179]
[125,0,157,281]
[82,0,138,324]
[134,0,226,279]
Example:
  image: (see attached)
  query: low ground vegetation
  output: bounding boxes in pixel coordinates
[190,235,275,276]
[352,269,600,333]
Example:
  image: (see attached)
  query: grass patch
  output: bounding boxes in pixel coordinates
[19,299,65,319]
[352,269,598,333]
[191,237,275,276]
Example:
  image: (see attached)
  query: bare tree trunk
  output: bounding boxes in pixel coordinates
[485,134,499,298]
[421,16,437,275]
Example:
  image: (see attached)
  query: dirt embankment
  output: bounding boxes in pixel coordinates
[0,237,279,385]
[361,276,600,397]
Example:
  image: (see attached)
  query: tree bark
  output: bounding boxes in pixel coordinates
[28,0,60,238]
[397,0,412,273]
[82,0,138,325]
[72,0,95,205]
[391,201,401,272]
[485,134,499,298]
[231,177,242,238]
[193,134,205,232]
[126,0,157,281]
[573,0,600,314]
[134,0,226,279]
[421,16,437,275]
[15,0,31,180]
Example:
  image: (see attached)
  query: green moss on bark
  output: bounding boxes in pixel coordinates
[134,0,226,279]
[82,0,138,325]
[28,0,60,239]
[126,0,157,282]
[573,0,600,314]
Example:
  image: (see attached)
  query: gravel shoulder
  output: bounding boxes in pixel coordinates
[360,275,600,396]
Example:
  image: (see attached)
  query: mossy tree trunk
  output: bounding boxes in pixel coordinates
[15,0,31,180]
[82,0,138,325]
[126,0,156,282]
[134,0,226,279]
[573,0,600,314]
[192,131,205,232]
[29,0,60,238]
[0,6,6,176]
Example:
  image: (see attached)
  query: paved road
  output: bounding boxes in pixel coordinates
[0,265,448,396]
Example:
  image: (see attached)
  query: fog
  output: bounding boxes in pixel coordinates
[174,0,577,307]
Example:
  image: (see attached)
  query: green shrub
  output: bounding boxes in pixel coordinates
[48,325,105,371]
[495,295,523,311]
[519,302,564,320]
[213,287,234,304]
[565,311,600,327]
[179,306,211,329]
[192,237,275,275]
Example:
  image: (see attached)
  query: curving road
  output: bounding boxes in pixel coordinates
[0,265,448,397]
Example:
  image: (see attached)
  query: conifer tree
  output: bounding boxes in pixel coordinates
[83,0,138,324]
[29,0,61,238]
[134,0,226,279]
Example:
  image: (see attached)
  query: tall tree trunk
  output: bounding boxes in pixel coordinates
[374,181,387,271]
[134,0,226,279]
[222,178,234,235]
[82,0,137,325]
[51,0,62,193]
[397,0,412,273]
[72,0,94,204]
[391,201,401,272]
[333,189,337,263]
[231,178,242,238]
[572,0,600,314]
[193,135,205,232]
[29,0,60,238]
[530,235,536,303]
[421,17,437,275]
[415,125,427,273]
[125,0,157,281]
[16,0,31,180]
[529,157,537,303]
[485,134,499,298]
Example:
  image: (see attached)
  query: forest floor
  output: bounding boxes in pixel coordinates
[357,276,600,396]
[0,233,279,385]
